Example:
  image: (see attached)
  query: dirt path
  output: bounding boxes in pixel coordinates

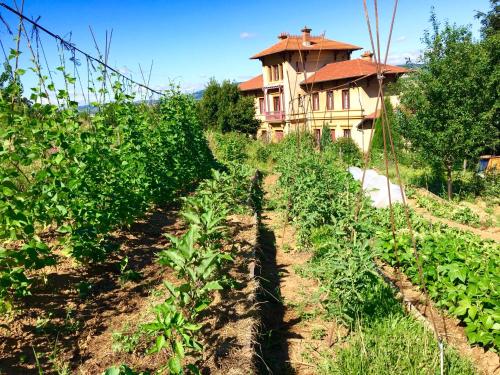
[257,174,331,375]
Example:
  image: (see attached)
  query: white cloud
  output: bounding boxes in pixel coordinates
[240,32,256,39]
[387,50,421,65]
[396,36,407,43]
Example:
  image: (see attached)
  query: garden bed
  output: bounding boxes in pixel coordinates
[378,262,500,375]
[0,209,260,374]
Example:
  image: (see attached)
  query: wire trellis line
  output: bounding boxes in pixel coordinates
[0,1,165,96]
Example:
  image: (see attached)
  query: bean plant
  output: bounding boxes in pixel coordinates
[0,52,214,312]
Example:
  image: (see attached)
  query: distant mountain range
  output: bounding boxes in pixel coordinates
[192,89,205,100]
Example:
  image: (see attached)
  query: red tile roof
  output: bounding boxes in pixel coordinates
[302,59,408,84]
[251,36,362,59]
[239,74,263,91]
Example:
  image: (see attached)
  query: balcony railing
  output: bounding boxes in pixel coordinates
[265,111,285,122]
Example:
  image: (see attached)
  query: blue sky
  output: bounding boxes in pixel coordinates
[0,0,491,97]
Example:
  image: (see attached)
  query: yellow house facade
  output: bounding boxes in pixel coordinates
[239,27,408,151]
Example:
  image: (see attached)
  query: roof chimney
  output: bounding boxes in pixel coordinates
[361,51,374,62]
[278,32,289,40]
[301,26,312,46]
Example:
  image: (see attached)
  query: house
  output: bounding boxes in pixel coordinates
[238,26,408,151]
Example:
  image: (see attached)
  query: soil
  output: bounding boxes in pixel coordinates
[256,174,337,375]
[0,205,259,374]
[379,263,500,375]
[0,205,182,375]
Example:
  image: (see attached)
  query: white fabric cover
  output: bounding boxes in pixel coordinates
[348,167,405,208]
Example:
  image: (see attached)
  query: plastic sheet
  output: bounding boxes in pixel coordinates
[348,166,405,208]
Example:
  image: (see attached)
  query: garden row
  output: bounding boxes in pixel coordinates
[407,188,489,228]
[376,207,499,349]
[105,163,261,374]
[0,63,214,313]
[268,133,497,370]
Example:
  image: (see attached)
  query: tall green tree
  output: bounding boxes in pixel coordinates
[397,13,498,199]
[476,0,500,38]
[370,98,402,160]
[198,79,260,135]
[320,123,333,151]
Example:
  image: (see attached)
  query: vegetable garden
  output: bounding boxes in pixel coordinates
[1,2,499,374]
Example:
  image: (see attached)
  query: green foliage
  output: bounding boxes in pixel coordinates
[324,137,363,167]
[397,13,499,198]
[415,193,483,227]
[198,78,260,134]
[476,0,500,38]
[210,131,248,164]
[305,232,383,325]
[119,256,142,284]
[103,364,149,375]
[370,99,402,161]
[112,328,141,354]
[480,171,500,205]
[274,136,498,353]
[376,206,500,350]
[319,124,333,151]
[0,56,214,312]
[140,166,258,373]
[319,314,476,375]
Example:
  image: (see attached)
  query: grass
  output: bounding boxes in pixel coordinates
[295,221,478,374]
[316,313,477,375]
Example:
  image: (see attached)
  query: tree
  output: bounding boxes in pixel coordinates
[320,123,333,151]
[397,13,498,199]
[198,78,260,135]
[370,98,402,160]
[476,0,500,38]
[197,78,220,130]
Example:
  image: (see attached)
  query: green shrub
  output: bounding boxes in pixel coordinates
[326,137,363,166]
[210,131,248,164]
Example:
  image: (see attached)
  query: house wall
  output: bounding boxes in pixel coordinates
[246,45,401,150]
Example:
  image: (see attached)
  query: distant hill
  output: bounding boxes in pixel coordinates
[192,89,205,100]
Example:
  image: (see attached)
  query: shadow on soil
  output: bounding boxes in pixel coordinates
[255,213,294,375]
[0,205,182,375]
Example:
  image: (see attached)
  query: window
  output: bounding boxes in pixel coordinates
[298,94,304,107]
[330,129,336,141]
[326,90,334,110]
[279,64,283,80]
[342,89,350,109]
[343,129,351,138]
[272,65,280,81]
[312,92,319,111]
[259,97,265,114]
[273,96,280,112]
